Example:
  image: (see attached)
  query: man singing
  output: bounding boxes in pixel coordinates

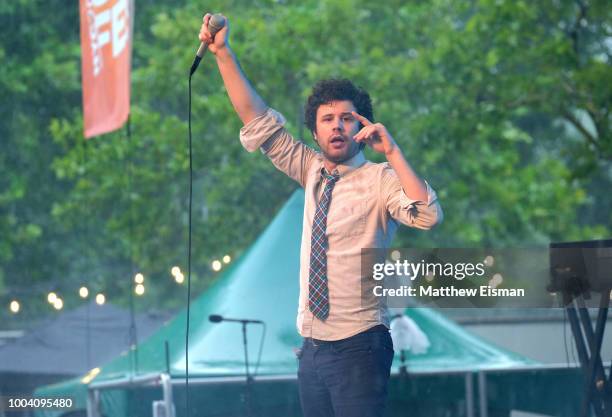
[199,13,442,417]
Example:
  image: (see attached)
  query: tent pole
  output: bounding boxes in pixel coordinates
[86,389,100,417]
[478,371,488,417]
[464,372,474,417]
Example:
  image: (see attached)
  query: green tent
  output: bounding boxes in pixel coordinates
[37,190,580,417]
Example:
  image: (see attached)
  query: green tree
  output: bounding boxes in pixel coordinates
[1,0,610,325]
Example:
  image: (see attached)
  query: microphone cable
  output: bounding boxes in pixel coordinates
[185,16,225,416]
[185,69,195,417]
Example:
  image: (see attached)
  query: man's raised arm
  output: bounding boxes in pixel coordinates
[199,13,267,125]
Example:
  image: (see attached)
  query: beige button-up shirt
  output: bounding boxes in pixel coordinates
[240,108,443,341]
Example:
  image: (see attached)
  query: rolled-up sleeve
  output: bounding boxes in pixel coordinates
[239,108,286,152]
[239,107,318,188]
[381,164,443,230]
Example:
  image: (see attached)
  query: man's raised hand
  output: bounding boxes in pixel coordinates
[199,13,229,55]
[351,112,399,156]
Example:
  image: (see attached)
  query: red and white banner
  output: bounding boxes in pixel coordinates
[79,0,132,138]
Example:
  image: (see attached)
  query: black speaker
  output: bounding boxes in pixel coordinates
[549,239,612,295]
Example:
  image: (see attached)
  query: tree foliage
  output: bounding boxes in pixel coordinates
[1,0,610,325]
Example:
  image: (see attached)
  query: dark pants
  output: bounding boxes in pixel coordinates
[297,325,394,417]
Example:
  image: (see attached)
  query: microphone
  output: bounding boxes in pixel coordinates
[190,13,226,76]
[209,314,263,324]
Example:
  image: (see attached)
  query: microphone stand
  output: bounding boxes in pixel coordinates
[209,315,262,416]
[241,321,254,417]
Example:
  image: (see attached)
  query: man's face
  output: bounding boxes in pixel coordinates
[314,100,362,163]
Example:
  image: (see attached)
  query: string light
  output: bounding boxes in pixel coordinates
[171,266,185,284]
[26,257,238,310]
[134,284,145,296]
[79,286,89,298]
[81,367,100,384]
[9,300,20,314]
[95,293,106,305]
[489,273,504,288]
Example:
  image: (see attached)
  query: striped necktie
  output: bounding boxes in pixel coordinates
[308,170,340,321]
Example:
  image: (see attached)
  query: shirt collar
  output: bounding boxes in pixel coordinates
[321,151,366,179]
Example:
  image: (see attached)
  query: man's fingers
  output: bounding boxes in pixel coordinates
[201,13,212,40]
[354,126,374,141]
[199,30,211,43]
[351,111,372,126]
[354,126,368,141]
[354,125,382,143]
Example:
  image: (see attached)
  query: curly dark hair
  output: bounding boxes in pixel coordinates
[304,78,374,135]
